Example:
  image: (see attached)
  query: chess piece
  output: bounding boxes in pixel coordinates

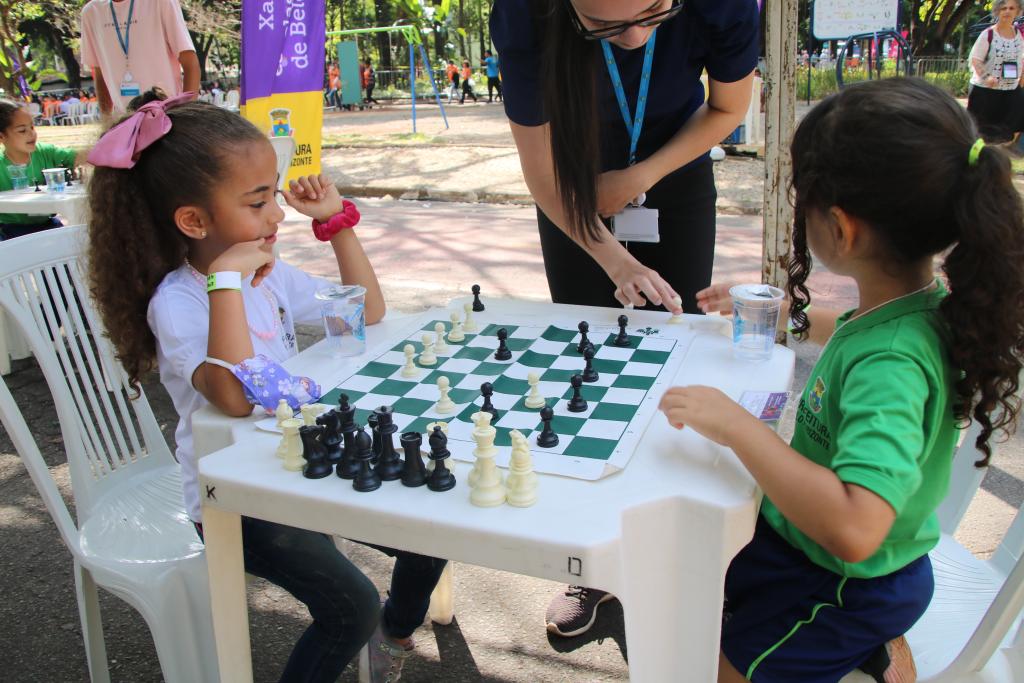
[581,344,599,383]
[470,413,506,507]
[506,431,539,507]
[480,381,499,421]
[612,314,632,347]
[401,343,419,377]
[524,372,546,409]
[426,425,456,491]
[667,295,685,323]
[299,425,333,479]
[419,333,437,366]
[435,376,456,414]
[447,312,465,342]
[536,405,559,447]
[577,321,591,354]
[434,322,448,354]
[463,302,478,333]
[301,403,322,426]
[275,399,293,459]
[494,327,512,361]
[400,431,427,487]
[567,374,588,412]
[281,418,305,471]
[316,409,343,465]
[472,283,485,312]
[367,411,382,460]
[373,406,403,481]
[352,426,381,492]
[336,394,360,479]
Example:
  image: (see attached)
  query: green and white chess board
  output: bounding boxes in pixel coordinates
[319,310,692,480]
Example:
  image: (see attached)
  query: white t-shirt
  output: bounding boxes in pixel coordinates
[80,0,196,112]
[970,26,1024,90]
[147,260,333,522]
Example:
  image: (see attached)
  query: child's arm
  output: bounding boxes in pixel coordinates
[283,174,386,324]
[659,387,896,563]
[696,282,843,346]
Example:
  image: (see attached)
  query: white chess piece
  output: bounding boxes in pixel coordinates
[300,404,320,426]
[667,295,685,324]
[419,333,437,366]
[463,302,478,332]
[281,418,305,471]
[470,414,506,507]
[435,376,456,414]
[401,343,419,378]
[434,322,448,354]
[275,399,293,458]
[524,371,546,409]
[506,430,538,507]
[447,312,465,342]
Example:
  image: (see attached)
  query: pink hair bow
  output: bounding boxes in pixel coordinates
[86,92,196,169]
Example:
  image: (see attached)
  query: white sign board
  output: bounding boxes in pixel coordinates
[812,0,899,40]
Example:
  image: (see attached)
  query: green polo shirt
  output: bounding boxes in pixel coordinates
[761,282,958,579]
[0,143,77,225]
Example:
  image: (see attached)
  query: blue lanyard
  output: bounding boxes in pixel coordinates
[110,0,136,58]
[601,28,657,166]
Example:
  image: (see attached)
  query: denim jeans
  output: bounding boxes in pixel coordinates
[197,516,447,683]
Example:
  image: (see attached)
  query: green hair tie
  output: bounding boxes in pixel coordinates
[968,138,986,167]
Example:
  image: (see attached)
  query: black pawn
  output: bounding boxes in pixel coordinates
[299,425,333,479]
[612,314,632,347]
[472,283,485,312]
[480,381,499,421]
[567,374,588,413]
[577,321,591,354]
[426,426,456,492]
[367,411,382,461]
[373,406,402,481]
[316,409,343,465]
[400,431,427,487]
[352,426,381,492]
[494,327,512,361]
[581,344,599,383]
[336,395,360,479]
[536,405,559,447]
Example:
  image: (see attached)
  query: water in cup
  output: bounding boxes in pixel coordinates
[316,285,367,357]
[42,167,66,194]
[730,284,785,362]
[7,163,28,190]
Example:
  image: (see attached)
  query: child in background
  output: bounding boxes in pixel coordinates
[86,96,446,683]
[460,60,478,104]
[661,78,1024,682]
[0,101,86,240]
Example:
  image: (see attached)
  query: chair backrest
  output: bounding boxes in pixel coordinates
[213,91,226,107]
[27,102,41,117]
[224,90,240,109]
[269,135,296,191]
[0,226,174,523]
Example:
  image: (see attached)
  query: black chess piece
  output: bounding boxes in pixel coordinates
[567,374,588,412]
[400,431,427,487]
[472,283,485,312]
[299,425,333,479]
[367,411,382,461]
[536,405,559,447]
[316,409,343,465]
[336,394,360,479]
[494,327,512,361]
[426,425,456,491]
[581,344,599,383]
[33,180,40,192]
[577,321,591,354]
[480,381,499,421]
[64,168,73,186]
[612,314,632,347]
[352,426,382,492]
[373,406,403,481]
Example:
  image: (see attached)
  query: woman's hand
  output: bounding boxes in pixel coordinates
[283,174,345,222]
[695,283,736,315]
[209,237,276,286]
[597,166,649,217]
[608,257,680,312]
[659,386,752,447]
[985,75,1000,88]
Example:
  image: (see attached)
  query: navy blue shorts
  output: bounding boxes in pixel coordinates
[721,515,934,683]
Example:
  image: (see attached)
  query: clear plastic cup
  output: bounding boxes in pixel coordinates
[7,163,28,190]
[42,167,66,194]
[730,284,785,362]
[316,284,367,357]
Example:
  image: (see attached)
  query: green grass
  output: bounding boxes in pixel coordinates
[322,132,437,148]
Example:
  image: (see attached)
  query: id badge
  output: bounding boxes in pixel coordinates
[1004,62,1019,80]
[610,206,660,243]
[120,71,141,97]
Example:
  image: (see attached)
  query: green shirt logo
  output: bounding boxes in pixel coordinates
[809,376,826,413]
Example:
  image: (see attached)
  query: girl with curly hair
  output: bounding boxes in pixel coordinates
[86,95,445,683]
[661,78,1024,683]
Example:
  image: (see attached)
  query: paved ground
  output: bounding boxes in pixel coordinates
[2,103,1021,681]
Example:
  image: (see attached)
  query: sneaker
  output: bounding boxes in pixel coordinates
[361,619,414,683]
[545,585,616,637]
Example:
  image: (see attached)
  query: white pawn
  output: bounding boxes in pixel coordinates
[281,418,305,471]
[667,295,685,324]
[419,333,437,366]
[524,371,546,409]
[275,399,293,459]
[463,302,478,333]
[435,376,456,414]
[447,312,465,342]
[401,343,419,378]
[470,414,506,507]
[506,431,538,507]
[434,322,448,354]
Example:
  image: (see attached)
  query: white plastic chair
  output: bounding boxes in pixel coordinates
[841,420,1024,682]
[212,90,226,108]
[0,226,219,682]
[223,89,240,112]
[269,135,296,192]
[27,101,42,124]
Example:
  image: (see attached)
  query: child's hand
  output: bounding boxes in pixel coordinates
[695,283,736,315]
[209,237,275,286]
[659,386,751,446]
[283,174,344,222]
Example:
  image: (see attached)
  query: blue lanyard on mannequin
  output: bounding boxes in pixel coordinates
[110,0,136,58]
[601,28,657,166]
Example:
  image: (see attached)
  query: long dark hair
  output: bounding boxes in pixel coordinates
[786,78,1024,464]
[87,102,266,390]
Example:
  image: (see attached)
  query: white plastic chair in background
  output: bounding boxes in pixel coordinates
[27,101,42,124]
[223,89,240,112]
[269,135,296,192]
[0,226,219,683]
[212,90,226,108]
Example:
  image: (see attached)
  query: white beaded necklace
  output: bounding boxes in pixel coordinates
[184,259,282,342]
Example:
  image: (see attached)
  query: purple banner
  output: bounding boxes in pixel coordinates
[241,0,326,103]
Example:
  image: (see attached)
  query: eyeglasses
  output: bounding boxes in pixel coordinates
[566,0,683,40]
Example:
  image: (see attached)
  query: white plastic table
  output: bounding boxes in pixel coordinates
[196,300,795,682]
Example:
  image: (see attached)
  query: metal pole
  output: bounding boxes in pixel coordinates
[418,43,450,130]
[410,44,417,134]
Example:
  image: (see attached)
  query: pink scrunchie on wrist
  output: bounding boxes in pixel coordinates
[311,200,361,241]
